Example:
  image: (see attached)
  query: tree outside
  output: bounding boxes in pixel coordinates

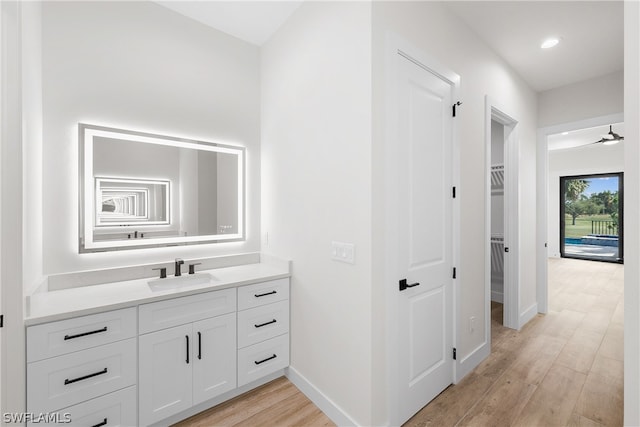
[563,177,620,238]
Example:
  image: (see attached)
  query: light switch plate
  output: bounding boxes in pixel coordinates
[331,241,355,264]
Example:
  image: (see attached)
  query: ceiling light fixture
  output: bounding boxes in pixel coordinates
[541,38,560,49]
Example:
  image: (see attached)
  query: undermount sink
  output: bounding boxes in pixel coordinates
[148,272,215,292]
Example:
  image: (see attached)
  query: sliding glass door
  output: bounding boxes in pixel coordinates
[560,173,623,263]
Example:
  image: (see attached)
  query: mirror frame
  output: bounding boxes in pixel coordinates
[79,123,246,252]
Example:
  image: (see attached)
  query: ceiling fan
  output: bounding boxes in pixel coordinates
[594,125,624,145]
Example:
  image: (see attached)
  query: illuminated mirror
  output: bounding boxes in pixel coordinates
[79,123,245,252]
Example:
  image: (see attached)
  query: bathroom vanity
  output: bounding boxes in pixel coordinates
[25,260,290,426]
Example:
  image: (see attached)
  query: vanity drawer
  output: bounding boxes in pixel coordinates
[28,386,137,427]
[27,308,137,362]
[139,288,236,334]
[237,300,289,348]
[27,338,137,413]
[237,334,289,387]
[237,278,289,311]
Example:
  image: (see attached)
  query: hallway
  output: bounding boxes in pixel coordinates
[405,257,624,426]
[175,257,623,427]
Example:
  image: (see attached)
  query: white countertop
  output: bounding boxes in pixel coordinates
[26,262,291,326]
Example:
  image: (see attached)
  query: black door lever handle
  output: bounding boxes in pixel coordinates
[399,279,420,291]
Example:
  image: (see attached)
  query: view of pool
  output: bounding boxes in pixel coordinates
[565,238,583,245]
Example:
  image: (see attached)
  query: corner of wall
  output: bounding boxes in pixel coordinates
[285,367,359,427]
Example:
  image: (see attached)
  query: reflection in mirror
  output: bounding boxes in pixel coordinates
[96,177,169,226]
[79,123,245,252]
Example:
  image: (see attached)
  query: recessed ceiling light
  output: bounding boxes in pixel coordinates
[541,38,560,49]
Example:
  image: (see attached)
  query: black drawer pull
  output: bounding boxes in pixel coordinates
[186,335,190,364]
[92,418,107,427]
[64,368,108,385]
[254,319,277,328]
[64,326,108,340]
[197,331,202,360]
[254,354,277,365]
[255,290,277,298]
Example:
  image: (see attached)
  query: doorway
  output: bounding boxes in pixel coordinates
[486,100,519,331]
[560,172,624,263]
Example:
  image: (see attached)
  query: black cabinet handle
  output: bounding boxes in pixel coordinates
[185,335,190,364]
[255,290,277,298]
[91,418,108,427]
[197,331,202,360]
[254,354,277,365]
[64,368,108,385]
[399,279,420,291]
[64,326,108,340]
[254,319,277,328]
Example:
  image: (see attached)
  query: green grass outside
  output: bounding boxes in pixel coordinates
[564,214,618,238]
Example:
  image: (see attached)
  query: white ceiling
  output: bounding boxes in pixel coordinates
[446,1,624,92]
[154,1,625,148]
[155,1,302,46]
[547,123,625,151]
[156,1,624,92]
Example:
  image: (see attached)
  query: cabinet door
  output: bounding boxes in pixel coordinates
[139,324,193,426]
[192,313,237,405]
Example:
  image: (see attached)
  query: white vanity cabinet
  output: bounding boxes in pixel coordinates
[138,288,237,426]
[26,308,138,427]
[26,268,291,427]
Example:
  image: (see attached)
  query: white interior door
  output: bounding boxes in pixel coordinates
[391,51,455,424]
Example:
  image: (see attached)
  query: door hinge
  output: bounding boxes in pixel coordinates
[0,315,4,328]
[453,348,457,360]
[453,267,457,279]
[452,101,462,117]
[452,186,456,198]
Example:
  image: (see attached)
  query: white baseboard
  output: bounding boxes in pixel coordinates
[455,339,490,383]
[491,290,504,303]
[286,366,359,426]
[519,302,538,328]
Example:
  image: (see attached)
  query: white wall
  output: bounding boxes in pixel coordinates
[624,1,640,424]
[371,3,538,421]
[538,71,623,128]
[1,0,27,417]
[261,2,372,424]
[39,1,260,275]
[547,144,624,258]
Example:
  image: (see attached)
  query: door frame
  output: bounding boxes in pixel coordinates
[536,112,624,314]
[384,32,460,425]
[484,98,520,329]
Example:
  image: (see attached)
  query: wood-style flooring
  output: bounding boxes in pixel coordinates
[176,257,623,427]
[172,376,334,427]
[405,257,624,427]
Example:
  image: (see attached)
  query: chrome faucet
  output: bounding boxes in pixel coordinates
[174,258,184,277]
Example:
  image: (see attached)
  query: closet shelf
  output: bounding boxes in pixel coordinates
[491,164,504,193]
